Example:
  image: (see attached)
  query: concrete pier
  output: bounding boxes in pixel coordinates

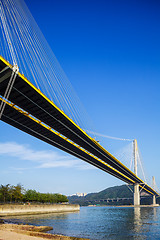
[153,195,156,205]
[151,177,159,206]
[0,204,80,216]
[134,183,140,206]
[152,195,159,206]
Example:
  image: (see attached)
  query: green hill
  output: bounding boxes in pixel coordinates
[68,185,133,206]
[68,184,157,206]
[86,185,133,200]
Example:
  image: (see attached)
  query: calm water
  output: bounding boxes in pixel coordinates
[4,206,160,240]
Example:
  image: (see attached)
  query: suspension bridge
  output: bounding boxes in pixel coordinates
[0,0,159,206]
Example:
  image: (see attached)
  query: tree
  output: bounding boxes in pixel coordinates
[8,185,14,203]
[0,184,10,203]
[24,189,38,202]
[13,184,23,202]
[0,183,68,204]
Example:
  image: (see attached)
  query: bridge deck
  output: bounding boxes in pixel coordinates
[0,97,135,184]
[0,56,159,197]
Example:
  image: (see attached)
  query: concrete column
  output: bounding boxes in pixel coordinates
[134,183,140,205]
[152,177,158,206]
[153,195,156,205]
[152,176,156,189]
[133,139,140,206]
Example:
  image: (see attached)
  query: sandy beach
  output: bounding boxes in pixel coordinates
[0,223,89,240]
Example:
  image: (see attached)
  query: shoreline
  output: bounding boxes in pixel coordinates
[88,204,159,208]
[0,204,80,217]
[0,204,89,239]
[0,223,90,240]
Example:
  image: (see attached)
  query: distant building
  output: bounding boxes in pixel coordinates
[75,193,87,197]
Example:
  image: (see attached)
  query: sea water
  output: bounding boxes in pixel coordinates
[4,206,160,240]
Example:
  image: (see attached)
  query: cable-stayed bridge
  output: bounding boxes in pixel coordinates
[0,0,159,206]
[0,56,159,205]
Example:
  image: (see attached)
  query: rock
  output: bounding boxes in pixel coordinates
[31,226,53,232]
[0,219,4,224]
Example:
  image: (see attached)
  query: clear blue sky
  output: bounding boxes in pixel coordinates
[0,0,160,195]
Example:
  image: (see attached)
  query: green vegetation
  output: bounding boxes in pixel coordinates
[0,184,68,204]
[68,185,133,206]
[68,185,158,206]
[86,185,133,200]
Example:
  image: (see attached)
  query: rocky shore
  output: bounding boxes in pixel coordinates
[0,223,90,240]
[0,204,89,239]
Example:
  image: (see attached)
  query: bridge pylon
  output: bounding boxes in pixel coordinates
[133,139,140,206]
[152,176,159,206]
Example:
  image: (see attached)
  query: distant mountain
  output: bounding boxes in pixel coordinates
[85,185,133,200]
[68,184,157,206]
[68,185,133,206]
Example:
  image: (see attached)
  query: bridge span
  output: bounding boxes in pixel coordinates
[0,55,159,206]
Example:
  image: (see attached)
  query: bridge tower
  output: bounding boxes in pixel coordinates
[133,139,140,206]
[152,176,157,206]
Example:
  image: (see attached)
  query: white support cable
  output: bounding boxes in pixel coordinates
[129,156,133,173]
[1,0,91,131]
[127,184,133,193]
[137,145,147,183]
[139,183,146,193]
[113,142,133,172]
[85,130,133,141]
[0,64,19,119]
[0,0,16,64]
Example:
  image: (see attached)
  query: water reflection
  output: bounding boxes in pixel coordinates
[133,207,141,233]
[133,206,160,240]
[3,211,79,227]
[153,207,157,221]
